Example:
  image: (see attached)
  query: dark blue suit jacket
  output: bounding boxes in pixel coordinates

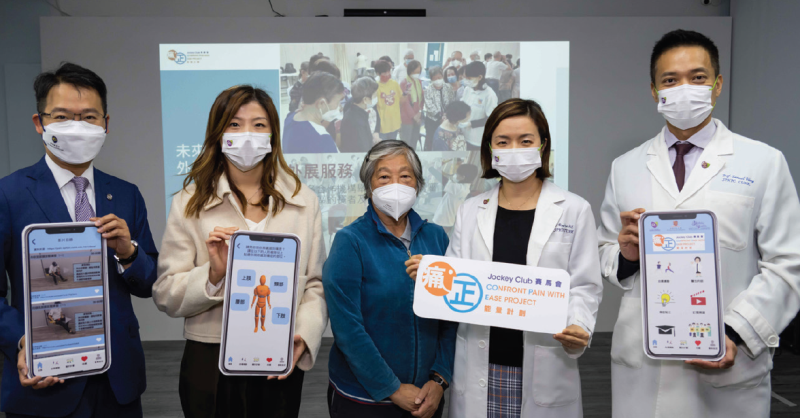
[0,157,158,416]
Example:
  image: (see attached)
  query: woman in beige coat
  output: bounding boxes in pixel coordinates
[153,85,327,418]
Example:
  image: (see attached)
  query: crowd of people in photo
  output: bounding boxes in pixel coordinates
[282,49,521,154]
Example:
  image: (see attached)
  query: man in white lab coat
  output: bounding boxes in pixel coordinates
[597,29,800,418]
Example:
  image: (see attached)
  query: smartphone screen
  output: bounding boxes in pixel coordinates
[220,233,299,375]
[25,225,109,377]
[641,212,724,360]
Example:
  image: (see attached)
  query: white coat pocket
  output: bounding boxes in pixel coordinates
[531,345,580,407]
[539,242,572,268]
[698,348,772,389]
[610,296,645,369]
[706,190,755,251]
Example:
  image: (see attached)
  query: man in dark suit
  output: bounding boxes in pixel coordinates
[0,63,159,417]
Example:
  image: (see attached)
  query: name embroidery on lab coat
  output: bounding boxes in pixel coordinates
[554,223,575,234]
[721,174,755,186]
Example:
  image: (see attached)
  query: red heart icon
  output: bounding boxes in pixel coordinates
[695,341,701,346]
[266,358,273,362]
[81,356,88,361]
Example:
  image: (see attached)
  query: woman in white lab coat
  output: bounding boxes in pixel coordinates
[408,99,603,418]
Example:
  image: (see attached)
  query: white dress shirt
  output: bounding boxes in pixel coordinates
[45,154,96,221]
[485,60,508,80]
[45,155,126,274]
[664,119,717,184]
[392,64,408,82]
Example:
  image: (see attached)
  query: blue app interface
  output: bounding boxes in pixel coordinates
[27,227,107,376]
[642,213,722,357]
[223,235,297,373]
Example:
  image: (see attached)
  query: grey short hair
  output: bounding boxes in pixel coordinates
[360,140,426,199]
[428,66,443,79]
[351,76,378,103]
[404,49,415,58]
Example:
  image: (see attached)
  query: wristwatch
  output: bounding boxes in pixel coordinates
[430,373,449,391]
[114,240,139,265]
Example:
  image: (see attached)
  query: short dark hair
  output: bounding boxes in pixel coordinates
[312,61,341,80]
[444,101,471,123]
[34,62,107,114]
[650,29,720,85]
[373,60,392,75]
[465,61,488,90]
[309,55,330,71]
[481,98,552,181]
[378,55,394,66]
[302,72,344,105]
[484,53,492,60]
[407,60,422,76]
[300,61,309,73]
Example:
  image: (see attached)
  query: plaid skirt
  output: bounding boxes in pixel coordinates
[487,363,523,418]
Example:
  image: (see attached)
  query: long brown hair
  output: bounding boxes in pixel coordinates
[480,98,553,181]
[182,85,301,218]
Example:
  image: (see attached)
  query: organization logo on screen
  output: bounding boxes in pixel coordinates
[421,261,483,313]
[652,234,676,251]
[167,49,187,65]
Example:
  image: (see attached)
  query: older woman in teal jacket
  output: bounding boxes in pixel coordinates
[323,140,456,418]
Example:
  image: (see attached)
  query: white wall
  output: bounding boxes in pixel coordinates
[40,16,732,340]
[49,0,729,18]
[729,0,800,181]
[2,0,733,338]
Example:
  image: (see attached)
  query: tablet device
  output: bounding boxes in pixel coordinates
[219,231,301,376]
[22,222,111,379]
[639,210,725,361]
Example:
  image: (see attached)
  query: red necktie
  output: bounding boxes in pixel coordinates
[672,142,695,191]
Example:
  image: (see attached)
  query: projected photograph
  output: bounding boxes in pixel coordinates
[278,43,521,154]
[160,41,568,249]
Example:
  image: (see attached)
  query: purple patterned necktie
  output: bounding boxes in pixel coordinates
[71,177,95,221]
[672,142,695,192]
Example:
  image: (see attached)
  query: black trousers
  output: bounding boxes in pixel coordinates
[51,273,65,285]
[179,340,305,418]
[55,318,72,333]
[327,385,445,418]
[6,373,142,418]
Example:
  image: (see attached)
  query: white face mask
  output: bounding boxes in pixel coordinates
[410,74,420,80]
[465,78,478,88]
[367,96,378,108]
[491,147,543,183]
[432,79,444,88]
[41,120,107,164]
[221,132,272,172]
[656,78,718,130]
[320,100,343,122]
[371,183,417,221]
[458,121,471,129]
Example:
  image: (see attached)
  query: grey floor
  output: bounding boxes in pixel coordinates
[2,333,799,417]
